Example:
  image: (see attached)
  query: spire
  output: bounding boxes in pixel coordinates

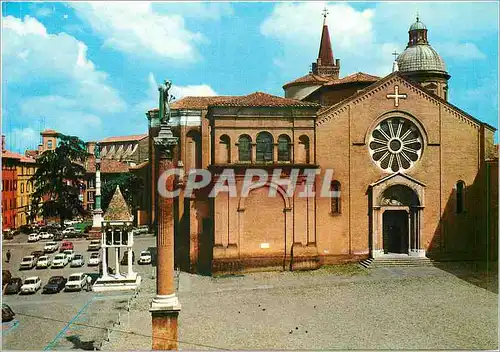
[103,185,133,221]
[311,5,340,78]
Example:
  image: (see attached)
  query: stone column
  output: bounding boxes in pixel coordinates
[150,127,181,350]
[114,247,120,277]
[127,243,133,278]
[273,143,278,163]
[251,143,256,163]
[101,233,108,278]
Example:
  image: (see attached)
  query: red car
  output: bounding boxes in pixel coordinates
[59,241,74,252]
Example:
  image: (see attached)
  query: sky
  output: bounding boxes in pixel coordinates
[1,1,499,153]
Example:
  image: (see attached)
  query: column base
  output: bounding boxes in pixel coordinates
[151,310,179,350]
[92,273,141,292]
[409,249,426,257]
[371,249,385,258]
[150,293,181,312]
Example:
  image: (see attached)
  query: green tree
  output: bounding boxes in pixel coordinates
[102,173,144,218]
[30,134,89,227]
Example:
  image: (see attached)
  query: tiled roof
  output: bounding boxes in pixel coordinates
[210,92,320,108]
[1,150,22,160]
[129,160,149,170]
[41,129,58,135]
[103,186,132,221]
[25,150,39,159]
[20,156,36,164]
[283,72,379,88]
[325,72,380,85]
[170,96,237,110]
[100,134,147,143]
[283,73,332,88]
[85,156,129,174]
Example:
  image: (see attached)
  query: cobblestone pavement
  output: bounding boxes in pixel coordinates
[102,264,498,351]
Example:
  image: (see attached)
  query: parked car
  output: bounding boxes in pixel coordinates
[20,276,41,294]
[44,241,59,253]
[70,254,84,267]
[54,233,64,242]
[51,253,69,268]
[39,232,54,240]
[4,278,23,295]
[36,256,51,269]
[20,255,37,270]
[62,227,75,235]
[63,249,75,261]
[42,276,67,294]
[60,241,74,252]
[65,273,87,291]
[27,233,40,242]
[30,250,45,259]
[138,251,152,265]
[87,240,101,251]
[120,250,135,265]
[88,253,101,266]
[2,304,15,322]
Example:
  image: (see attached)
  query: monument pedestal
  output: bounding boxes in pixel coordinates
[92,272,141,292]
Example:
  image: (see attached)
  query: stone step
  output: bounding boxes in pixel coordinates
[359,257,434,268]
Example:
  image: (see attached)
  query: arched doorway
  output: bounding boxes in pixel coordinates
[370,175,425,258]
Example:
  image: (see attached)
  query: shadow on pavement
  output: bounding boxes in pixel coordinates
[432,261,498,294]
[65,335,97,350]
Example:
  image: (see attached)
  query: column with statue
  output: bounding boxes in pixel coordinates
[90,143,104,238]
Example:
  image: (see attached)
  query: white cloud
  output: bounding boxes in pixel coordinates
[70,2,205,62]
[34,6,53,18]
[152,2,234,21]
[2,15,126,145]
[437,42,486,60]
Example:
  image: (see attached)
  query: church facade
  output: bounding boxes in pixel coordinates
[148,16,498,274]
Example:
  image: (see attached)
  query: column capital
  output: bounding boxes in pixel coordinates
[154,125,178,160]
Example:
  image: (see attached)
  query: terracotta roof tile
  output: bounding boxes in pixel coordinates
[210,92,320,108]
[86,156,129,174]
[170,96,237,110]
[100,134,147,143]
[325,72,380,85]
[283,73,332,88]
[41,129,58,135]
[25,150,39,159]
[2,150,23,160]
[103,186,132,221]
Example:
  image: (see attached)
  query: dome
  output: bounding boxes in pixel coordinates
[409,18,427,31]
[396,45,446,73]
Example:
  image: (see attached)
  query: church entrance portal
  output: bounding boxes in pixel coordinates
[383,210,408,254]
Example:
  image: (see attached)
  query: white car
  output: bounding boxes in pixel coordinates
[70,254,84,267]
[65,273,87,291]
[138,251,152,265]
[21,276,41,294]
[62,227,75,235]
[44,241,59,253]
[87,253,101,266]
[27,233,40,242]
[63,249,75,261]
[36,255,51,269]
[52,253,69,268]
[20,255,37,270]
[40,232,53,240]
[87,240,101,251]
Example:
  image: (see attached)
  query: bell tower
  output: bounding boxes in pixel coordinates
[311,6,340,78]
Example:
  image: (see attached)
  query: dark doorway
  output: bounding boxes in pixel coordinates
[383,210,408,254]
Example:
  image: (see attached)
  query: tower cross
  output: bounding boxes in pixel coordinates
[322,6,328,24]
[386,85,407,107]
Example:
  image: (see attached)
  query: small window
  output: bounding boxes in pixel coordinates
[219,135,231,163]
[456,181,466,213]
[330,180,341,214]
[278,135,291,162]
[256,132,274,162]
[238,135,252,162]
[21,183,24,194]
[47,140,53,149]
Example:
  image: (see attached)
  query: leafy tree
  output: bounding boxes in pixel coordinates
[102,173,144,218]
[30,134,89,227]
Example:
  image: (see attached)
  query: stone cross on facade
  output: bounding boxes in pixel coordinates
[386,85,407,107]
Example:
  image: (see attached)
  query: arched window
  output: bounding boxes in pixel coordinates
[456,181,466,213]
[219,135,231,163]
[298,135,310,164]
[277,135,291,162]
[186,130,202,170]
[256,132,274,162]
[330,180,341,214]
[238,135,252,162]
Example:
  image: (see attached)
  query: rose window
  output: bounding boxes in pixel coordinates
[369,118,423,172]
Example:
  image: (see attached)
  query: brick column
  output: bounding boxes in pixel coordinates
[150,127,181,350]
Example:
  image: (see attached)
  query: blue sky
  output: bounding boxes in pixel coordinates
[2,1,498,152]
